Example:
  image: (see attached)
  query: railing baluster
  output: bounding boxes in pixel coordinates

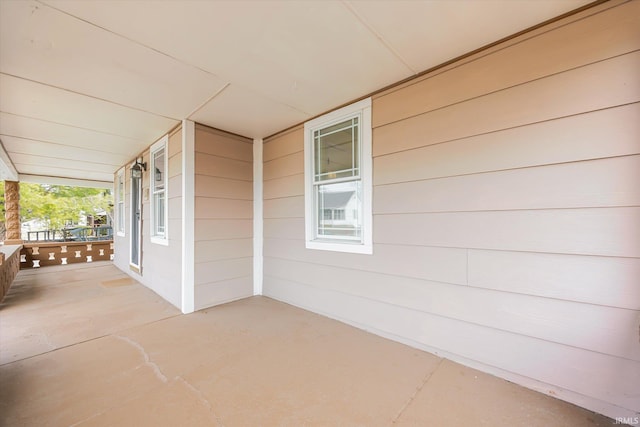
[19,239,114,269]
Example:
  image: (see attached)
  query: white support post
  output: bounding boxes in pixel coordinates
[181,120,195,313]
[253,138,263,295]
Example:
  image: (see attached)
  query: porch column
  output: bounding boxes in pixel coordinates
[4,180,22,244]
[253,138,263,296]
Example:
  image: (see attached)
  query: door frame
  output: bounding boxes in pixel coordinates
[129,163,143,272]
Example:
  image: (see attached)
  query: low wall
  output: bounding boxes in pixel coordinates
[20,241,114,269]
[0,245,22,302]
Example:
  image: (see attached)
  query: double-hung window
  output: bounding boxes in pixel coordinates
[150,136,168,245]
[304,98,372,254]
[116,169,125,236]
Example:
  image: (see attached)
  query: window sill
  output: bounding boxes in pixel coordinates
[150,236,169,246]
[306,240,372,255]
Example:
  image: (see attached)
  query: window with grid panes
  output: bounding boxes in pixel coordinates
[304,98,372,254]
[150,136,168,244]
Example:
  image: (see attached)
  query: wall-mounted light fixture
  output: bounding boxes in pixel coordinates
[131,158,147,179]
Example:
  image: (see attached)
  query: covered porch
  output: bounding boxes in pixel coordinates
[1,0,639,423]
[0,262,613,426]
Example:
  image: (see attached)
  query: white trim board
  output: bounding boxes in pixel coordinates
[253,138,264,296]
[115,167,125,237]
[181,120,195,314]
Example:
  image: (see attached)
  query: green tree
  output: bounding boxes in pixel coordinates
[19,183,113,230]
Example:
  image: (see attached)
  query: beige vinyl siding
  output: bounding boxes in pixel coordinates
[194,125,253,310]
[373,1,640,129]
[374,53,639,157]
[262,0,640,419]
[375,154,640,213]
[195,175,252,200]
[263,173,304,200]
[373,104,640,186]
[264,276,639,412]
[138,127,183,307]
[265,257,639,361]
[112,127,183,309]
[265,238,467,285]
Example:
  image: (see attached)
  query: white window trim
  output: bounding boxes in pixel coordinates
[304,98,373,255]
[115,167,125,237]
[150,135,169,246]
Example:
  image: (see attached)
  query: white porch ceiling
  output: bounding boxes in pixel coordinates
[0,0,591,185]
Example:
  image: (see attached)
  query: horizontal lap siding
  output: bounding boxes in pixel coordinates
[375,208,640,257]
[373,104,640,186]
[262,1,640,419]
[196,198,253,219]
[373,1,640,128]
[264,195,304,219]
[373,52,640,157]
[374,154,640,213]
[263,173,304,200]
[139,128,183,308]
[263,276,639,411]
[264,238,467,285]
[195,238,253,263]
[467,250,640,311]
[194,125,253,310]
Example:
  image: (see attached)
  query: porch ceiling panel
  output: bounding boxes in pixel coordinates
[0,0,591,185]
[346,0,590,74]
[1,135,128,168]
[0,73,178,144]
[0,113,149,155]
[41,0,413,121]
[11,153,117,175]
[13,164,118,183]
[189,84,311,141]
[0,0,228,120]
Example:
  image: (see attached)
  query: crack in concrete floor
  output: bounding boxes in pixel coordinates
[176,375,226,427]
[392,358,444,424]
[1,263,618,426]
[115,334,168,383]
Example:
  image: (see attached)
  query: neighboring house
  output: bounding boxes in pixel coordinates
[107,2,639,422]
[21,219,48,240]
[318,190,358,232]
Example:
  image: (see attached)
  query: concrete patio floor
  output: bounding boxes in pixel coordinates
[0,262,614,426]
